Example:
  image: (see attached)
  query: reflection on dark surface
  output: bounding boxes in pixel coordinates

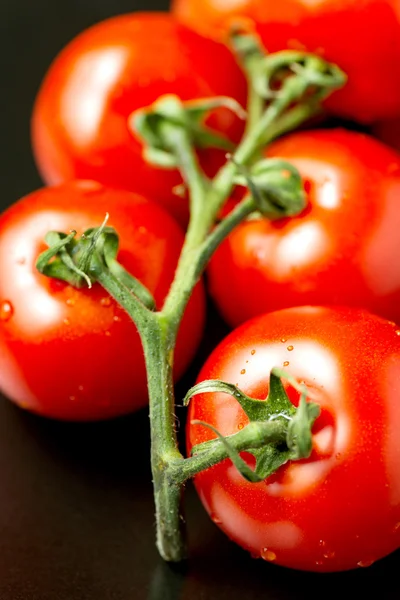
[1,0,400,598]
[148,562,186,600]
[0,392,398,599]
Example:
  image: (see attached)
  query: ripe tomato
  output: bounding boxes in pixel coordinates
[31,12,247,226]
[373,119,400,153]
[0,181,205,421]
[172,0,400,123]
[208,129,400,328]
[188,306,400,572]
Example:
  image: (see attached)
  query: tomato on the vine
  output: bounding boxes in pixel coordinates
[0,181,205,421]
[373,119,400,153]
[188,306,400,572]
[172,0,400,123]
[31,12,247,226]
[208,129,400,328]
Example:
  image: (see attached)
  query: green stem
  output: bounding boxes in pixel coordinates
[160,122,208,220]
[36,46,345,563]
[196,196,256,275]
[141,316,186,562]
[170,419,287,485]
[95,269,153,332]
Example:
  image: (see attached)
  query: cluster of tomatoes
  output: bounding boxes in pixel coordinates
[2,0,400,574]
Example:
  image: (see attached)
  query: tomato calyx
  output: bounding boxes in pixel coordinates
[233,157,306,219]
[36,218,156,310]
[131,94,246,169]
[233,30,346,105]
[183,369,320,482]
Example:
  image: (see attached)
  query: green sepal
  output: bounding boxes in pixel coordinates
[36,230,92,289]
[234,158,306,219]
[185,369,320,482]
[36,221,156,310]
[184,371,295,422]
[234,36,346,102]
[287,393,320,459]
[131,94,246,168]
[78,225,156,310]
[191,420,264,483]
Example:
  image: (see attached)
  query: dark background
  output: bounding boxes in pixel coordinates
[0,1,399,598]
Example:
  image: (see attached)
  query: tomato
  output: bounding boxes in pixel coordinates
[208,129,400,328]
[31,12,247,226]
[172,0,400,123]
[188,306,400,572]
[0,181,205,421]
[373,119,400,153]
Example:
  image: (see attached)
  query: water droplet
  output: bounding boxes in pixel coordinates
[101,297,112,307]
[63,318,70,326]
[105,331,112,337]
[395,330,400,336]
[240,369,246,375]
[261,548,276,562]
[77,180,104,193]
[251,349,256,355]
[78,385,84,392]
[250,552,261,560]
[393,522,400,532]
[319,540,326,547]
[0,300,13,322]
[16,257,26,265]
[238,423,244,430]
[210,513,222,525]
[357,559,375,568]
[315,560,324,566]
[69,395,76,402]
[283,361,290,367]
[287,345,294,351]
[113,315,121,322]
[280,338,287,343]
[323,550,335,559]
[66,298,75,307]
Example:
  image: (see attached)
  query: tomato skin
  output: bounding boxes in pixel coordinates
[374,119,400,153]
[31,12,247,226]
[172,0,400,123]
[188,306,400,572]
[0,181,205,421]
[208,129,400,328]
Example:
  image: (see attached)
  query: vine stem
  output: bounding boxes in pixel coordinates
[37,46,346,562]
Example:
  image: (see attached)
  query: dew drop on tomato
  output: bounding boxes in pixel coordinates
[100,297,112,307]
[210,513,222,525]
[261,548,277,562]
[357,559,375,568]
[0,300,13,322]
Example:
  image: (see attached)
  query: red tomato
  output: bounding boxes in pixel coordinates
[172,0,400,123]
[0,181,205,421]
[31,12,247,226]
[208,129,400,328]
[373,119,400,153]
[188,306,400,572]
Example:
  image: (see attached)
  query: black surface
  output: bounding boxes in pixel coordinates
[1,1,400,598]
